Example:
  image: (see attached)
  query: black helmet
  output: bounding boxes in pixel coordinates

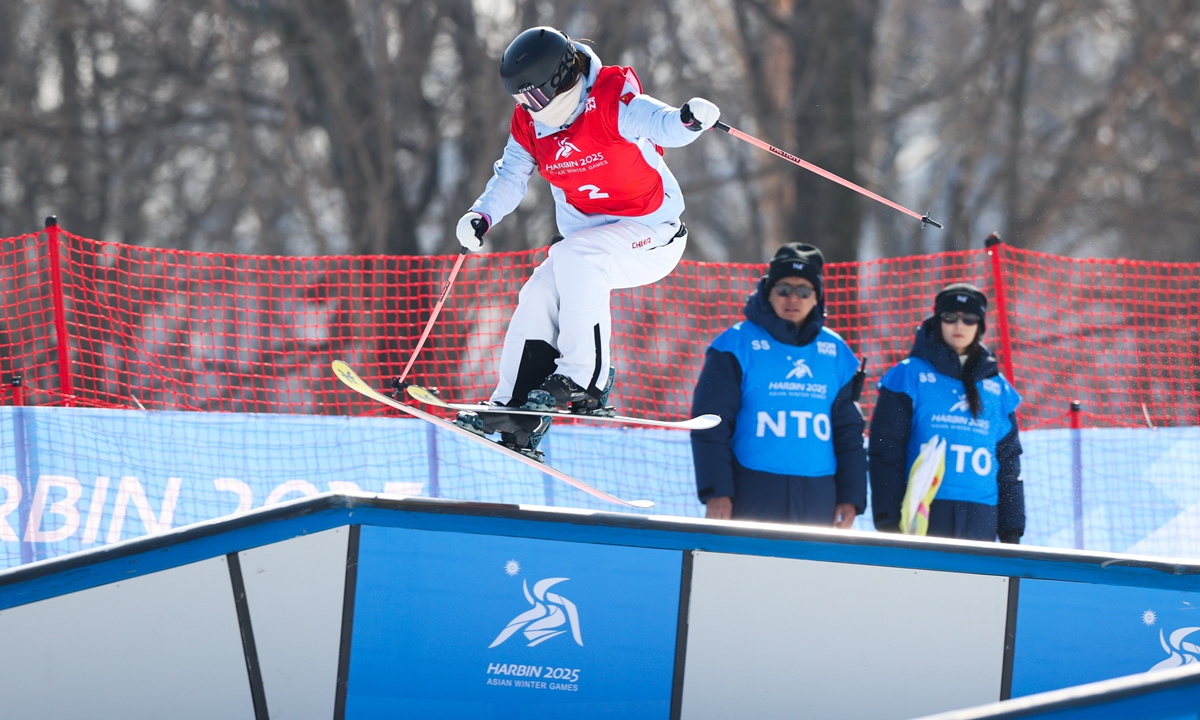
[500,27,580,112]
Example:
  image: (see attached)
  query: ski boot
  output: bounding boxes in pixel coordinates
[454,402,553,463]
[524,369,616,417]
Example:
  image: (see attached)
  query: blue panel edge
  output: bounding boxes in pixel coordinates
[2,492,1199,612]
[914,664,1200,719]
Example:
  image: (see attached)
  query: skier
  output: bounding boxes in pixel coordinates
[453,26,721,457]
[868,283,1025,542]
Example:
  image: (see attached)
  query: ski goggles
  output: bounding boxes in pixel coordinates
[511,51,579,112]
[513,86,556,112]
[940,311,981,325]
[771,284,816,299]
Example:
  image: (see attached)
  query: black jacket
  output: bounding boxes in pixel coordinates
[690,278,868,512]
[868,317,1025,540]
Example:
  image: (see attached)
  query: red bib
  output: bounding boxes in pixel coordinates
[510,66,665,217]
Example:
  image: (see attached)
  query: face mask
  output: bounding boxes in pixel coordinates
[529,79,585,128]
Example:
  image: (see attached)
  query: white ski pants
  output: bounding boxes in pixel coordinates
[490,218,687,404]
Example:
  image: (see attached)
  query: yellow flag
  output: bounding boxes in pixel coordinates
[899,435,947,535]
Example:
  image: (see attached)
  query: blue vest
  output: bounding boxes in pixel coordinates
[711,321,859,477]
[878,358,1021,505]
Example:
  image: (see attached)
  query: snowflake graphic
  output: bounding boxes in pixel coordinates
[504,559,521,577]
[1143,609,1157,626]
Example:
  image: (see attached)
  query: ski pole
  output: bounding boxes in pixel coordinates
[394,247,469,388]
[713,121,943,229]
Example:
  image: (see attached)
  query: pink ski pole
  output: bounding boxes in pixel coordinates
[394,248,469,388]
[713,121,943,228]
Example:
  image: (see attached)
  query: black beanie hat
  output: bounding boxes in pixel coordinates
[935,283,988,327]
[766,243,824,298]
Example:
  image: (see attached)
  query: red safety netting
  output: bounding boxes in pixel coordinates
[998,248,1200,429]
[2,227,1198,429]
[0,232,58,407]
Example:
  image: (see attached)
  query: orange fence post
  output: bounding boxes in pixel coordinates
[45,216,74,406]
[10,373,23,407]
[985,233,1017,383]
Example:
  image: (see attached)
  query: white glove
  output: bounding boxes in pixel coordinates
[455,211,489,251]
[681,98,720,132]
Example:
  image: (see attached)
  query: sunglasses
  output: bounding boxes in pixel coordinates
[940,311,981,326]
[772,284,815,299]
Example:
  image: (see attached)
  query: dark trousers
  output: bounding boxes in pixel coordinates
[731,468,837,525]
[927,499,998,541]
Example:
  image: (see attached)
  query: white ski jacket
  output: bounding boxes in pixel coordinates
[471,43,704,238]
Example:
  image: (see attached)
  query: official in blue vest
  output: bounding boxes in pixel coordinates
[869,283,1025,542]
[691,243,867,525]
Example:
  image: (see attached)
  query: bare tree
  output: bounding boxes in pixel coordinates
[866,0,1200,261]
[0,0,1196,262]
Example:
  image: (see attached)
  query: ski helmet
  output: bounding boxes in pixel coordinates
[500,27,580,112]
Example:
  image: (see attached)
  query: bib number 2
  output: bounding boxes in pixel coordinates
[578,184,610,199]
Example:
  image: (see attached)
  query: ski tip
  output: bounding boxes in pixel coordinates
[686,412,720,429]
[331,360,360,385]
[628,499,656,509]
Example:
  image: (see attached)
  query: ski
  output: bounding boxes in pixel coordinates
[332,361,655,509]
[403,384,721,430]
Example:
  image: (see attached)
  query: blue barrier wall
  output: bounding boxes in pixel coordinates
[3,407,1199,569]
[3,494,1200,719]
[348,526,682,718]
[1012,580,1200,696]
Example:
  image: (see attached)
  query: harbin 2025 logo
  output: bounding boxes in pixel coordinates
[490,559,583,648]
[485,558,585,692]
